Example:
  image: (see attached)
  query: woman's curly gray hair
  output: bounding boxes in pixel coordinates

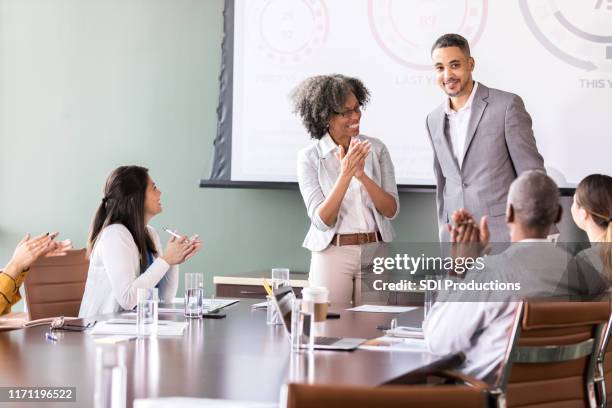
[290,74,370,139]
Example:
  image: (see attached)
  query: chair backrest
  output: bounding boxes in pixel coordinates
[496,300,610,408]
[23,249,89,320]
[594,310,612,406]
[281,383,488,408]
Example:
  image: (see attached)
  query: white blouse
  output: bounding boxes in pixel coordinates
[78,224,178,318]
[317,134,378,234]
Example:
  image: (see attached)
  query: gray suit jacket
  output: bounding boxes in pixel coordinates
[426,83,545,242]
[297,134,399,252]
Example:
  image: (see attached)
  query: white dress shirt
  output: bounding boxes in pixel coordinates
[79,224,178,318]
[319,135,377,234]
[444,81,479,168]
[422,238,574,382]
[424,300,517,382]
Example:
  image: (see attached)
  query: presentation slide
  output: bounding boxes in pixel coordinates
[229,0,612,187]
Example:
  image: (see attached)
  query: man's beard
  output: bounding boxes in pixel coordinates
[445,80,467,98]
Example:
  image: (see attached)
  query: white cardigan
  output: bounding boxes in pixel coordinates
[78,224,178,318]
[297,134,399,252]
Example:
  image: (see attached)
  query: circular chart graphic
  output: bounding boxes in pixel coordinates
[519,0,612,72]
[368,0,488,70]
[253,0,329,65]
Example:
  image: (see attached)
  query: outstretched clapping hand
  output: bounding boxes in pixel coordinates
[6,232,73,277]
[336,138,370,180]
[162,232,202,265]
[448,209,490,262]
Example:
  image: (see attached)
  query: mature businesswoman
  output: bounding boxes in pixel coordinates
[292,74,399,305]
[571,174,612,293]
[79,166,202,317]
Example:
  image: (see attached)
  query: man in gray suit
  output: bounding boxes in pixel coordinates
[426,34,545,242]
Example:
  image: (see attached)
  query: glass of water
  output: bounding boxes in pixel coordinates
[94,344,126,408]
[271,268,290,290]
[266,295,282,325]
[137,288,158,337]
[184,273,204,318]
[290,298,314,352]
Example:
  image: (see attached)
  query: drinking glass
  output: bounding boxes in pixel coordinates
[423,275,436,321]
[271,268,290,290]
[136,288,158,336]
[94,345,126,408]
[291,298,315,351]
[184,273,204,318]
[266,295,282,325]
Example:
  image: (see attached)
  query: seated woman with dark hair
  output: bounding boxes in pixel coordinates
[571,173,612,294]
[1,233,71,315]
[79,166,202,317]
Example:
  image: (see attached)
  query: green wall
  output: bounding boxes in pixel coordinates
[0,0,583,312]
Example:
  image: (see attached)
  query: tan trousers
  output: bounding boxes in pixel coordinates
[309,242,384,306]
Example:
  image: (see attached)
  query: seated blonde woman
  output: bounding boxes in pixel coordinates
[1,233,71,315]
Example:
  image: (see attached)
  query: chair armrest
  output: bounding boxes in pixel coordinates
[384,352,466,384]
[438,370,491,389]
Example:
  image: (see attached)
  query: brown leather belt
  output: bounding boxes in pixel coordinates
[332,232,382,246]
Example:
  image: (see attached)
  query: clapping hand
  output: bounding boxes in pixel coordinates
[46,233,73,257]
[448,209,490,261]
[8,232,73,276]
[336,138,370,180]
[162,232,203,265]
[184,235,203,261]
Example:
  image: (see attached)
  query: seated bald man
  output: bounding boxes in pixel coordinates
[423,171,593,382]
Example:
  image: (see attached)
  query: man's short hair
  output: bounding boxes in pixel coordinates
[431,33,471,57]
[508,170,560,229]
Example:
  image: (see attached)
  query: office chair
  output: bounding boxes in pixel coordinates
[23,249,89,320]
[491,300,610,408]
[282,382,490,408]
[593,308,612,407]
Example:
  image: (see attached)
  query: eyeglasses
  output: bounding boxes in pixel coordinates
[50,316,97,331]
[334,105,362,118]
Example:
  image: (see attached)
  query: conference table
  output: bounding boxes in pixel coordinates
[0,299,460,407]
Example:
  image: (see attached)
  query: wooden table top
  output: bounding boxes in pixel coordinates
[0,300,452,408]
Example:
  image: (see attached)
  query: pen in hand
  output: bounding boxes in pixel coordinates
[163,227,199,244]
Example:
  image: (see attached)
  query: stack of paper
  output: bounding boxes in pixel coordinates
[89,320,188,336]
[250,301,268,310]
[93,335,137,344]
[160,298,239,314]
[347,305,418,313]
[359,336,428,352]
[384,326,424,339]
[158,307,184,314]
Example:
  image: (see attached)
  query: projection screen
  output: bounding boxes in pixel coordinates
[203,0,612,190]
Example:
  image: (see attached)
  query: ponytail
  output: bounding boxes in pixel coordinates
[603,221,612,280]
[87,199,108,259]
